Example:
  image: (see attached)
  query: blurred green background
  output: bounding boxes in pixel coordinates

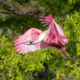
[0,0,80,80]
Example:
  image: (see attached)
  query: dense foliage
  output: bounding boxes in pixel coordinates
[0,0,80,80]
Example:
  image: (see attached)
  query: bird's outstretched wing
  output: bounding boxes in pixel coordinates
[14,28,54,54]
[40,14,68,45]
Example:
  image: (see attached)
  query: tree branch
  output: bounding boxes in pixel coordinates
[0,8,42,18]
[0,9,35,17]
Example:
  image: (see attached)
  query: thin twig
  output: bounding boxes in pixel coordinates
[0,9,35,17]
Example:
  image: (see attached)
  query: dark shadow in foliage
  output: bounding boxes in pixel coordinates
[16,0,30,4]
[73,0,80,12]
[33,62,56,80]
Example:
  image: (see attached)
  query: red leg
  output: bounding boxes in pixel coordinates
[59,50,67,60]
[63,49,72,59]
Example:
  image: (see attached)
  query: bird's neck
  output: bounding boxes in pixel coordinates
[30,31,48,45]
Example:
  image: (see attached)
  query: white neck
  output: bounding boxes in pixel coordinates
[30,32,45,45]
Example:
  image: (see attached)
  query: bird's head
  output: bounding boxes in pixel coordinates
[23,40,33,45]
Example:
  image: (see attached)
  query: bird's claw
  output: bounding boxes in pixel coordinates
[62,55,67,60]
[67,55,72,59]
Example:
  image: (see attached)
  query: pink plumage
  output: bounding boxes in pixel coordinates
[14,14,72,60]
[14,28,54,54]
[40,14,68,50]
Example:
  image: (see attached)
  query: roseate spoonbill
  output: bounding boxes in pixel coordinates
[14,14,72,60]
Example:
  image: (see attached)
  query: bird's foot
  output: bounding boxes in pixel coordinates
[63,49,72,59]
[59,50,67,60]
[62,55,67,60]
[67,55,72,59]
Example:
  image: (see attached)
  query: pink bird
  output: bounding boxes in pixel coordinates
[14,14,72,60]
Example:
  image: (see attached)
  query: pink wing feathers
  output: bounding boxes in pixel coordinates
[40,14,68,45]
[14,28,54,54]
[39,14,72,59]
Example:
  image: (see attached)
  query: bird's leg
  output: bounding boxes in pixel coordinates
[63,49,72,59]
[59,50,67,60]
